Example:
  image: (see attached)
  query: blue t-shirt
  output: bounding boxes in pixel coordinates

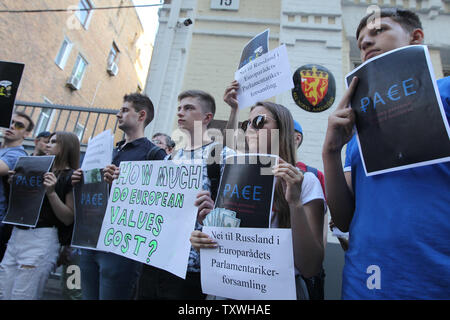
[0,146,28,220]
[342,77,450,299]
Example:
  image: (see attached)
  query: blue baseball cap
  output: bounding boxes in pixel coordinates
[36,131,51,139]
[293,120,303,135]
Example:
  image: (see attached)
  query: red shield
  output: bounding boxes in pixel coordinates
[300,68,329,106]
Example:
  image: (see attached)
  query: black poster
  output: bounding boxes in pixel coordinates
[238,29,269,69]
[3,156,54,227]
[0,61,25,128]
[346,45,450,175]
[72,177,109,249]
[214,154,277,228]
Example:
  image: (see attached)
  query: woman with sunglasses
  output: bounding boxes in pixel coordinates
[0,131,80,300]
[190,81,326,299]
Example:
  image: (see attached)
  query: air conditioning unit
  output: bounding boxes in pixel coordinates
[66,75,80,90]
[107,61,119,76]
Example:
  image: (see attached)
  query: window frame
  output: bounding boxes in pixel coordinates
[35,97,55,135]
[71,54,89,89]
[76,0,94,29]
[55,37,73,70]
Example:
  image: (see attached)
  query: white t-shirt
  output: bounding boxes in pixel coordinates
[269,172,326,278]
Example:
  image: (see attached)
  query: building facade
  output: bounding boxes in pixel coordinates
[0,0,152,144]
[145,0,450,170]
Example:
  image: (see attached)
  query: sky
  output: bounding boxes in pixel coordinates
[132,0,163,45]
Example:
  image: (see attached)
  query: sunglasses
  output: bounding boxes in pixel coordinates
[241,114,276,131]
[11,120,26,130]
[152,139,165,146]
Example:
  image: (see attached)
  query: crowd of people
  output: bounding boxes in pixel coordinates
[0,8,448,300]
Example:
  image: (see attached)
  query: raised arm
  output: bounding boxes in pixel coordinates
[273,159,325,278]
[322,77,358,232]
[224,80,240,131]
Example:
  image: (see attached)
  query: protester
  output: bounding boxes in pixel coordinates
[71,93,166,300]
[0,131,80,300]
[191,84,326,299]
[293,121,326,199]
[322,8,450,299]
[0,112,33,262]
[31,131,51,156]
[152,132,175,157]
[137,90,235,300]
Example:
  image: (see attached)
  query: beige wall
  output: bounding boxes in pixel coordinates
[179,0,281,127]
[429,49,444,79]
[0,0,149,143]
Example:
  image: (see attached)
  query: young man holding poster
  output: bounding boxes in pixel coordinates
[72,93,166,300]
[0,112,32,261]
[137,90,235,300]
[322,8,450,299]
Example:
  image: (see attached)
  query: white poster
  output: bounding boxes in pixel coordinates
[96,159,203,279]
[235,44,294,110]
[200,227,296,300]
[81,129,114,171]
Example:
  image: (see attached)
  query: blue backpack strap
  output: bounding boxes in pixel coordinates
[306,165,319,179]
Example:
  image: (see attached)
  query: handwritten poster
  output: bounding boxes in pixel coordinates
[96,159,203,279]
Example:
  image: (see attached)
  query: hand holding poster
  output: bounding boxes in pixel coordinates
[235,44,294,110]
[3,156,55,227]
[346,45,450,175]
[0,61,24,129]
[200,227,296,300]
[96,159,203,279]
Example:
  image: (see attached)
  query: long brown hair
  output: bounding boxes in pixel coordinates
[251,101,297,228]
[49,131,80,172]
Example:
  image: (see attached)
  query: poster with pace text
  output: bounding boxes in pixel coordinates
[214,154,277,228]
[3,156,55,227]
[72,178,109,249]
[346,45,450,176]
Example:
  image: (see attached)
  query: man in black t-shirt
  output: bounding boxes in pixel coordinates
[72,93,166,300]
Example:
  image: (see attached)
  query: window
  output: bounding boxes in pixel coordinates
[70,54,88,89]
[74,123,85,140]
[55,37,72,69]
[107,42,120,66]
[35,98,55,135]
[76,0,93,28]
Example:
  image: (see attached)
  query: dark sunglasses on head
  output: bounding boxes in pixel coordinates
[241,114,276,131]
[11,120,26,130]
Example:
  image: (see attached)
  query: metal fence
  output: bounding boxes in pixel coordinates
[14,100,124,150]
